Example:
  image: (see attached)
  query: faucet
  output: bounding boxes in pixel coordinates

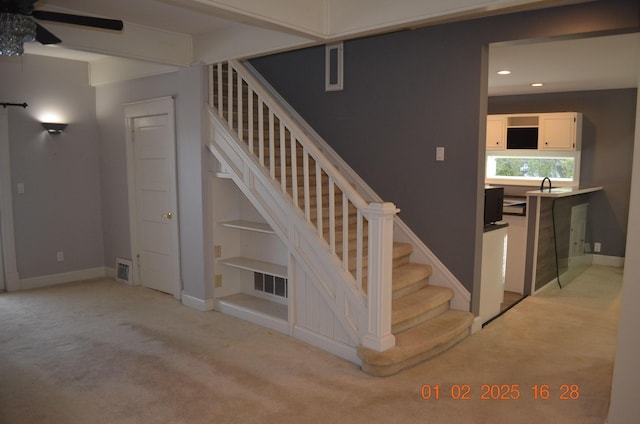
[540,177,552,192]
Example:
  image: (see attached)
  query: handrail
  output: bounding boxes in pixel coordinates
[208,61,397,351]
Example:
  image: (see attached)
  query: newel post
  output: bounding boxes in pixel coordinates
[362,202,399,351]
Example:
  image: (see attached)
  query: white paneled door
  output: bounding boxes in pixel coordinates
[125,98,180,298]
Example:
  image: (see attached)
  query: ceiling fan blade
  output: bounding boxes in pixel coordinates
[0,0,36,14]
[0,0,37,15]
[35,22,61,45]
[31,10,123,31]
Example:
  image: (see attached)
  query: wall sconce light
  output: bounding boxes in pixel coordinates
[42,122,67,134]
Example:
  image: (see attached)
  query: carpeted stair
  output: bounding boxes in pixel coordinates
[357,243,474,377]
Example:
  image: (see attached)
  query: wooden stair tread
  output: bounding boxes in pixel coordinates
[357,310,474,377]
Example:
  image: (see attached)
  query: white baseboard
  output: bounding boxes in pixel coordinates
[592,254,625,267]
[105,267,116,279]
[216,299,288,333]
[182,292,215,311]
[471,316,484,334]
[19,267,108,291]
[293,326,361,365]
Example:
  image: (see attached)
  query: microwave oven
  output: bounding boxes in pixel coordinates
[507,127,538,149]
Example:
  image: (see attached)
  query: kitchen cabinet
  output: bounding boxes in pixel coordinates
[486,112,582,151]
[486,115,506,150]
[539,112,582,151]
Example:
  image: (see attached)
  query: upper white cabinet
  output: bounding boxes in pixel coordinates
[539,112,582,151]
[486,115,506,150]
[486,112,582,151]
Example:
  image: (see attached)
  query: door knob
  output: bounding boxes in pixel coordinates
[163,212,173,219]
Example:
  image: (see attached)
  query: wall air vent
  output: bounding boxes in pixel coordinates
[116,257,133,285]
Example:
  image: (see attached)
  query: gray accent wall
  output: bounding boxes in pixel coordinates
[489,89,637,258]
[250,0,640,293]
[0,55,104,279]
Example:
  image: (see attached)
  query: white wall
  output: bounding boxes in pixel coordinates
[177,65,209,300]
[0,55,104,282]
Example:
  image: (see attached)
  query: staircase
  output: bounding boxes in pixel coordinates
[206,60,473,376]
[359,243,474,376]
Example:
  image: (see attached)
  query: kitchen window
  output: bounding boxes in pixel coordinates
[485,150,580,187]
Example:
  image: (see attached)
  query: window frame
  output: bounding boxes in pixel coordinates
[485,149,581,187]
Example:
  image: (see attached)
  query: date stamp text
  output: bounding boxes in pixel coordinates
[420,384,580,401]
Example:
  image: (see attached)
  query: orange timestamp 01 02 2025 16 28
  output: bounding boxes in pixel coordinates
[420,384,580,401]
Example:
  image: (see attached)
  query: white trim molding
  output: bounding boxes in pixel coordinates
[325,42,344,91]
[183,292,216,311]
[591,255,625,268]
[19,267,108,291]
[293,326,360,365]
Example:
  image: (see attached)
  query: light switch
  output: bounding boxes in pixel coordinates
[436,147,445,161]
[17,182,24,194]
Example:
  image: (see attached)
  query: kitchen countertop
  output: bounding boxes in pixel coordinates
[526,185,603,198]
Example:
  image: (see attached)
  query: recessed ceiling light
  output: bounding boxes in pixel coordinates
[497,70,511,75]
[531,83,544,87]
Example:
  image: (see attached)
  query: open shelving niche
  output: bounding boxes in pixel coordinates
[210,170,290,334]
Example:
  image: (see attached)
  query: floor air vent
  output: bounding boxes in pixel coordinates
[116,257,133,285]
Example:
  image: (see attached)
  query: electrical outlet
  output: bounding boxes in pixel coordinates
[214,245,222,258]
[436,147,445,161]
[594,242,602,253]
[57,251,64,262]
[215,274,222,288]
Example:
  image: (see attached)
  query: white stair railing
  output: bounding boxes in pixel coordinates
[208,60,398,351]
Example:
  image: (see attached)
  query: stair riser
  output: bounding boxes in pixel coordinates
[392,279,428,300]
[392,301,450,334]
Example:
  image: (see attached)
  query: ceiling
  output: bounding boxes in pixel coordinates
[488,32,640,96]
[11,0,640,94]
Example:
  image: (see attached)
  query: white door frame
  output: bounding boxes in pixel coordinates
[124,96,181,299]
[0,107,19,291]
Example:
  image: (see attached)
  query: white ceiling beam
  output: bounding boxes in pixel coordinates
[193,23,316,64]
[186,0,327,39]
[38,21,192,66]
[326,0,578,39]
[89,57,179,87]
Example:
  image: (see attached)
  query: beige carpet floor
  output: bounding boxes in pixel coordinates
[0,265,622,423]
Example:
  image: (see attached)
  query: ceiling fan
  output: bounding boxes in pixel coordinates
[0,0,124,56]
